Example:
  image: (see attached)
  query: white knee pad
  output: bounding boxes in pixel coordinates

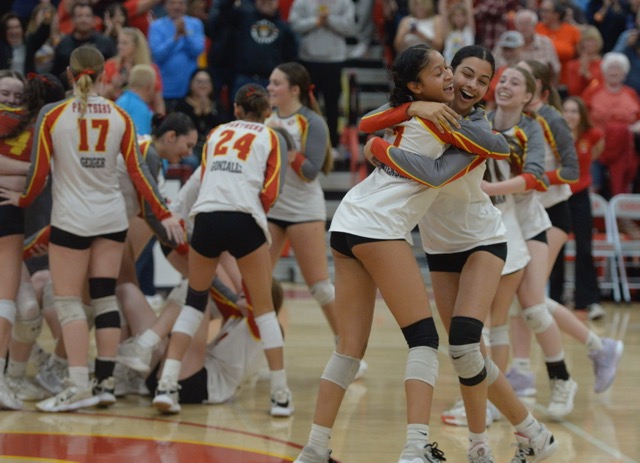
[42,280,55,310]
[522,303,554,334]
[16,279,40,321]
[449,343,486,386]
[484,356,499,386]
[405,346,439,387]
[12,314,43,343]
[482,326,491,348]
[92,295,121,328]
[309,279,335,306]
[172,305,204,337]
[167,279,189,306]
[0,300,16,325]
[255,311,284,350]
[321,351,360,390]
[508,299,521,317]
[54,296,86,326]
[545,297,560,315]
[489,325,509,347]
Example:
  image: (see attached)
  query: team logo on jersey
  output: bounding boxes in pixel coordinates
[251,20,279,44]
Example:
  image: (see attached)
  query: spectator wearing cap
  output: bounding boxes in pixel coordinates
[495,9,561,79]
[486,30,525,108]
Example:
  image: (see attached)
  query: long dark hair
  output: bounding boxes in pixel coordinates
[389,44,435,107]
[524,59,562,110]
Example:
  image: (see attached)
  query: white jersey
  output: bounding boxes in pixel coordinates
[266,106,328,222]
[336,106,510,245]
[170,166,201,237]
[205,316,265,404]
[191,120,285,244]
[485,159,530,274]
[330,116,447,241]
[20,96,170,236]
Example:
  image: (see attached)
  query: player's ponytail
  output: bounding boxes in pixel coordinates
[234,83,270,121]
[69,46,105,117]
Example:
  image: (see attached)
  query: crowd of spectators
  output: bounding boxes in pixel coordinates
[2,0,640,195]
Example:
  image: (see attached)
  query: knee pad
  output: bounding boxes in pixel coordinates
[0,300,16,324]
[545,297,560,315]
[16,279,40,321]
[522,303,554,333]
[484,356,499,386]
[405,346,439,387]
[449,317,486,387]
[489,325,509,347]
[185,286,209,312]
[12,314,43,343]
[482,326,491,348]
[255,311,284,350]
[309,279,335,306]
[54,296,86,326]
[172,305,205,337]
[167,279,189,306]
[42,280,55,310]
[88,277,117,299]
[92,295,121,329]
[508,299,521,317]
[401,318,439,349]
[321,351,360,390]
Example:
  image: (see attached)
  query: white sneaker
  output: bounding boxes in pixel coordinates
[354,359,368,380]
[547,378,578,418]
[116,337,152,374]
[93,376,116,407]
[36,357,67,395]
[441,399,493,427]
[29,344,51,371]
[153,379,181,414]
[270,388,294,417]
[589,338,624,393]
[349,42,369,59]
[587,303,606,321]
[511,425,557,463]
[398,442,447,463]
[36,381,100,412]
[294,446,336,463]
[6,375,48,401]
[0,376,23,410]
[467,442,494,463]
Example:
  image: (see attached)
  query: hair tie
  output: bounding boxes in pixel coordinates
[307,83,317,106]
[27,72,52,85]
[245,87,256,98]
[73,69,95,82]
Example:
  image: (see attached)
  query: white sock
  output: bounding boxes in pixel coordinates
[7,360,27,378]
[469,431,487,447]
[270,369,288,393]
[512,358,531,372]
[407,423,429,447]
[160,358,182,384]
[308,423,331,454]
[586,331,603,352]
[514,412,542,438]
[138,329,161,349]
[68,366,90,388]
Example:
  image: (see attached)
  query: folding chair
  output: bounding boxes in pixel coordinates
[608,194,640,303]
[564,193,621,302]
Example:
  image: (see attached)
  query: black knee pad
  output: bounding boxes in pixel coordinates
[401,317,439,349]
[89,278,117,299]
[448,316,484,346]
[185,287,209,312]
[95,311,121,329]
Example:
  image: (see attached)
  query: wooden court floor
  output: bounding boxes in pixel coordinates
[0,284,638,463]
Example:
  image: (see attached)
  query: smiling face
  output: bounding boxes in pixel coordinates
[164,129,198,164]
[0,77,24,106]
[450,56,493,115]
[408,50,454,103]
[494,67,533,110]
[190,70,213,98]
[5,18,23,46]
[267,68,298,109]
[117,32,135,59]
[562,99,580,131]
